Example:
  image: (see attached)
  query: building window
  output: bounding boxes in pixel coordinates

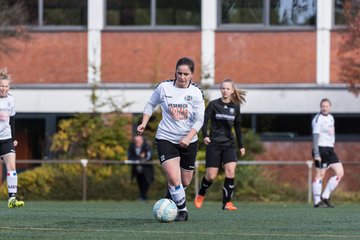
[13,0,87,27]
[334,0,360,26]
[43,0,87,26]
[221,0,317,27]
[106,0,201,27]
[107,0,151,26]
[221,0,263,24]
[1,0,39,25]
[156,0,200,25]
[255,114,312,139]
[269,0,316,26]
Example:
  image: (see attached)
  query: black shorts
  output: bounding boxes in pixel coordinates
[314,147,340,169]
[205,143,237,168]
[155,139,198,171]
[0,139,16,157]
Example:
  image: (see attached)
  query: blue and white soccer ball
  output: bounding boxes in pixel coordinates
[152,198,178,222]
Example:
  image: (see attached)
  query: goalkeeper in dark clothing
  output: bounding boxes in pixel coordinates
[194,79,246,210]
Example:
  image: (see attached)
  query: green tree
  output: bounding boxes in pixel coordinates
[0,0,30,55]
[339,0,360,96]
[50,84,131,160]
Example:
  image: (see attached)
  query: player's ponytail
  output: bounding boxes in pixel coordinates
[222,78,246,105]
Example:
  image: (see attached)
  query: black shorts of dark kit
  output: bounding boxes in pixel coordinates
[205,143,237,168]
[313,147,340,169]
[0,138,15,157]
[155,139,198,170]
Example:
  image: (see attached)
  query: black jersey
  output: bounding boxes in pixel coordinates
[202,98,243,148]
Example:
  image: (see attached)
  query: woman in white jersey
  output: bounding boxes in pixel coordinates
[0,68,24,208]
[312,98,344,208]
[137,57,204,221]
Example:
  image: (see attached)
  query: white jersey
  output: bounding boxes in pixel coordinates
[0,94,15,140]
[312,113,335,147]
[144,80,205,144]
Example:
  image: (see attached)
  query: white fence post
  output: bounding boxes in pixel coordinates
[306,160,314,204]
[80,159,89,201]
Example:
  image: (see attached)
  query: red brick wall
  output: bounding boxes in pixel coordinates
[254,141,360,191]
[0,32,87,84]
[215,32,316,84]
[330,30,347,84]
[102,32,201,84]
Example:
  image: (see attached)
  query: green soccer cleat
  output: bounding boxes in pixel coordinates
[8,197,25,209]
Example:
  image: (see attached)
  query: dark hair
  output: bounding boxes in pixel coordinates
[320,98,331,106]
[175,57,195,73]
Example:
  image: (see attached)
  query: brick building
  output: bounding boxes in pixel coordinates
[1,0,359,169]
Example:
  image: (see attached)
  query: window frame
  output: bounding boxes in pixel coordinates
[217,0,317,31]
[27,0,87,31]
[104,0,201,31]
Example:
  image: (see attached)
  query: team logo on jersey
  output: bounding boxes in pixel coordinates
[229,107,235,114]
[168,103,189,120]
[184,95,193,102]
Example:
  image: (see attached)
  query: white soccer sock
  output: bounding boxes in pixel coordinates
[322,176,340,199]
[312,179,322,204]
[168,184,187,211]
[7,171,18,197]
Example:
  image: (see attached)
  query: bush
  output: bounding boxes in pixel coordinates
[0,163,170,201]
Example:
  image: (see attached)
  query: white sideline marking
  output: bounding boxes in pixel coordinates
[0,226,360,238]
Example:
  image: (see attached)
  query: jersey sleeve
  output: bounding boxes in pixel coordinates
[312,114,320,134]
[201,101,213,138]
[191,89,205,132]
[234,105,243,148]
[143,85,162,116]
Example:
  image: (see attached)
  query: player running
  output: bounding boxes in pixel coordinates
[312,98,344,208]
[137,57,204,221]
[194,79,245,210]
[0,68,25,208]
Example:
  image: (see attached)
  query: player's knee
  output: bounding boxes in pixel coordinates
[205,173,216,182]
[336,172,344,180]
[225,170,235,178]
[167,177,181,186]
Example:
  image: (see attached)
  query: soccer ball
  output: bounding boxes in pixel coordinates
[152,198,178,222]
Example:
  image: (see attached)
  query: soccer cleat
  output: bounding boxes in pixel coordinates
[314,201,328,208]
[174,210,188,221]
[223,202,237,211]
[321,198,334,208]
[194,195,205,208]
[8,197,25,209]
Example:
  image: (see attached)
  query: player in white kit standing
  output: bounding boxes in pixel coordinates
[0,68,24,208]
[312,98,344,208]
[137,57,204,221]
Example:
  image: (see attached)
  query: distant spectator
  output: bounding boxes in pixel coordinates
[127,135,154,201]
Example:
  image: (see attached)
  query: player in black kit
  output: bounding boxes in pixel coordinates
[194,79,246,210]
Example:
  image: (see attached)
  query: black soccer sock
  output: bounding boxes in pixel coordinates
[222,177,235,205]
[198,177,213,196]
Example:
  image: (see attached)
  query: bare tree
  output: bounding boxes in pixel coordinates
[339,0,360,96]
[0,0,30,55]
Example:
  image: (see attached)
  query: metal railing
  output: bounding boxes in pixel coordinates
[2,159,358,203]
